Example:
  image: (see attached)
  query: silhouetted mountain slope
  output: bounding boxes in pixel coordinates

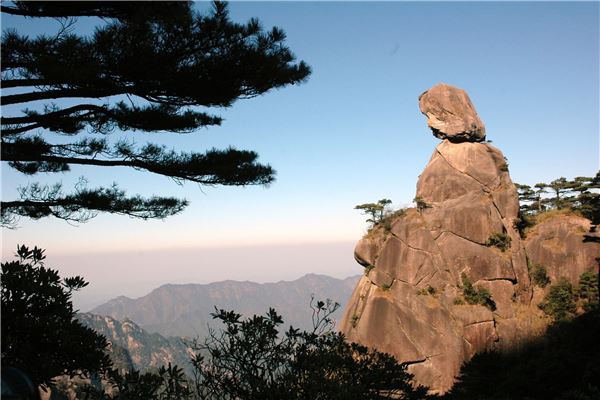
[91,274,360,337]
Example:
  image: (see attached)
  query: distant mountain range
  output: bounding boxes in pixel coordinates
[90,273,361,338]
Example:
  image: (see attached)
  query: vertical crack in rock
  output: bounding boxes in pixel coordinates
[434,147,490,190]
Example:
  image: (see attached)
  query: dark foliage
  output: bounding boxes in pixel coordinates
[1,1,310,225]
[530,263,551,288]
[1,180,187,224]
[444,309,600,400]
[1,245,112,386]
[578,271,599,312]
[191,299,429,399]
[538,278,578,321]
[79,364,193,400]
[484,232,511,252]
[459,273,496,311]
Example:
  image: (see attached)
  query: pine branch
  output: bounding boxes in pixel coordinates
[1,88,123,106]
[1,181,188,226]
[1,103,222,136]
[1,2,189,20]
[2,138,275,186]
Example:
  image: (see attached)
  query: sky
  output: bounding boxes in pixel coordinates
[1,1,599,310]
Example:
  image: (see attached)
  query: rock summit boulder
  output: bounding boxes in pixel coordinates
[419,83,486,142]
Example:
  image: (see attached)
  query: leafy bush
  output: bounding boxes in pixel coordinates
[514,212,535,238]
[539,278,577,320]
[76,363,193,400]
[1,245,112,386]
[578,271,599,311]
[531,264,551,288]
[485,232,511,252]
[190,299,428,400]
[416,285,437,296]
[460,273,496,311]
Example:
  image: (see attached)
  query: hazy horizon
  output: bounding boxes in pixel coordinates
[30,241,360,311]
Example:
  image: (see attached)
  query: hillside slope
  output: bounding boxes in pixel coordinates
[77,313,193,375]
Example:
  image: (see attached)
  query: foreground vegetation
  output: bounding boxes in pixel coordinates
[1,246,429,400]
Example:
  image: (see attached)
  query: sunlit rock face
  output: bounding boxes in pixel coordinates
[343,84,600,394]
[419,83,486,142]
[342,84,563,394]
[341,139,530,393]
[525,215,600,306]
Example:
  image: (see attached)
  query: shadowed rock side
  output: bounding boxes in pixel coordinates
[340,141,532,393]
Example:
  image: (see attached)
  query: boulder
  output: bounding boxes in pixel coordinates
[419,83,486,142]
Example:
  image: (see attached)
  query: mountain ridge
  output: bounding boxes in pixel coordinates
[92,273,361,338]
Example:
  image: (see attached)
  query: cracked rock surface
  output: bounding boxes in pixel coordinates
[340,141,529,393]
[341,85,599,394]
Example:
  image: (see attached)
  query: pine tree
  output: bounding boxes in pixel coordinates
[1,1,310,226]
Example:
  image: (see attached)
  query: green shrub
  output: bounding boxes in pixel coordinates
[531,264,551,288]
[514,212,535,238]
[485,232,512,252]
[460,273,496,311]
[191,303,430,399]
[539,278,577,320]
[578,271,599,311]
[416,285,436,296]
[381,283,391,291]
[364,264,375,275]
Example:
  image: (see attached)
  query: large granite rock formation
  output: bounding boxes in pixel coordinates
[340,84,599,394]
[341,141,528,393]
[419,83,486,142]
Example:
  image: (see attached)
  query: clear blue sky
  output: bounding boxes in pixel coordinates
[2,2,598,310]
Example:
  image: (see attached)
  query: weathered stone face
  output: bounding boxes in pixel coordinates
[525,215,600,286]
[419,83,486,142]
[341,86,600,394]
[340,141,531,394]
